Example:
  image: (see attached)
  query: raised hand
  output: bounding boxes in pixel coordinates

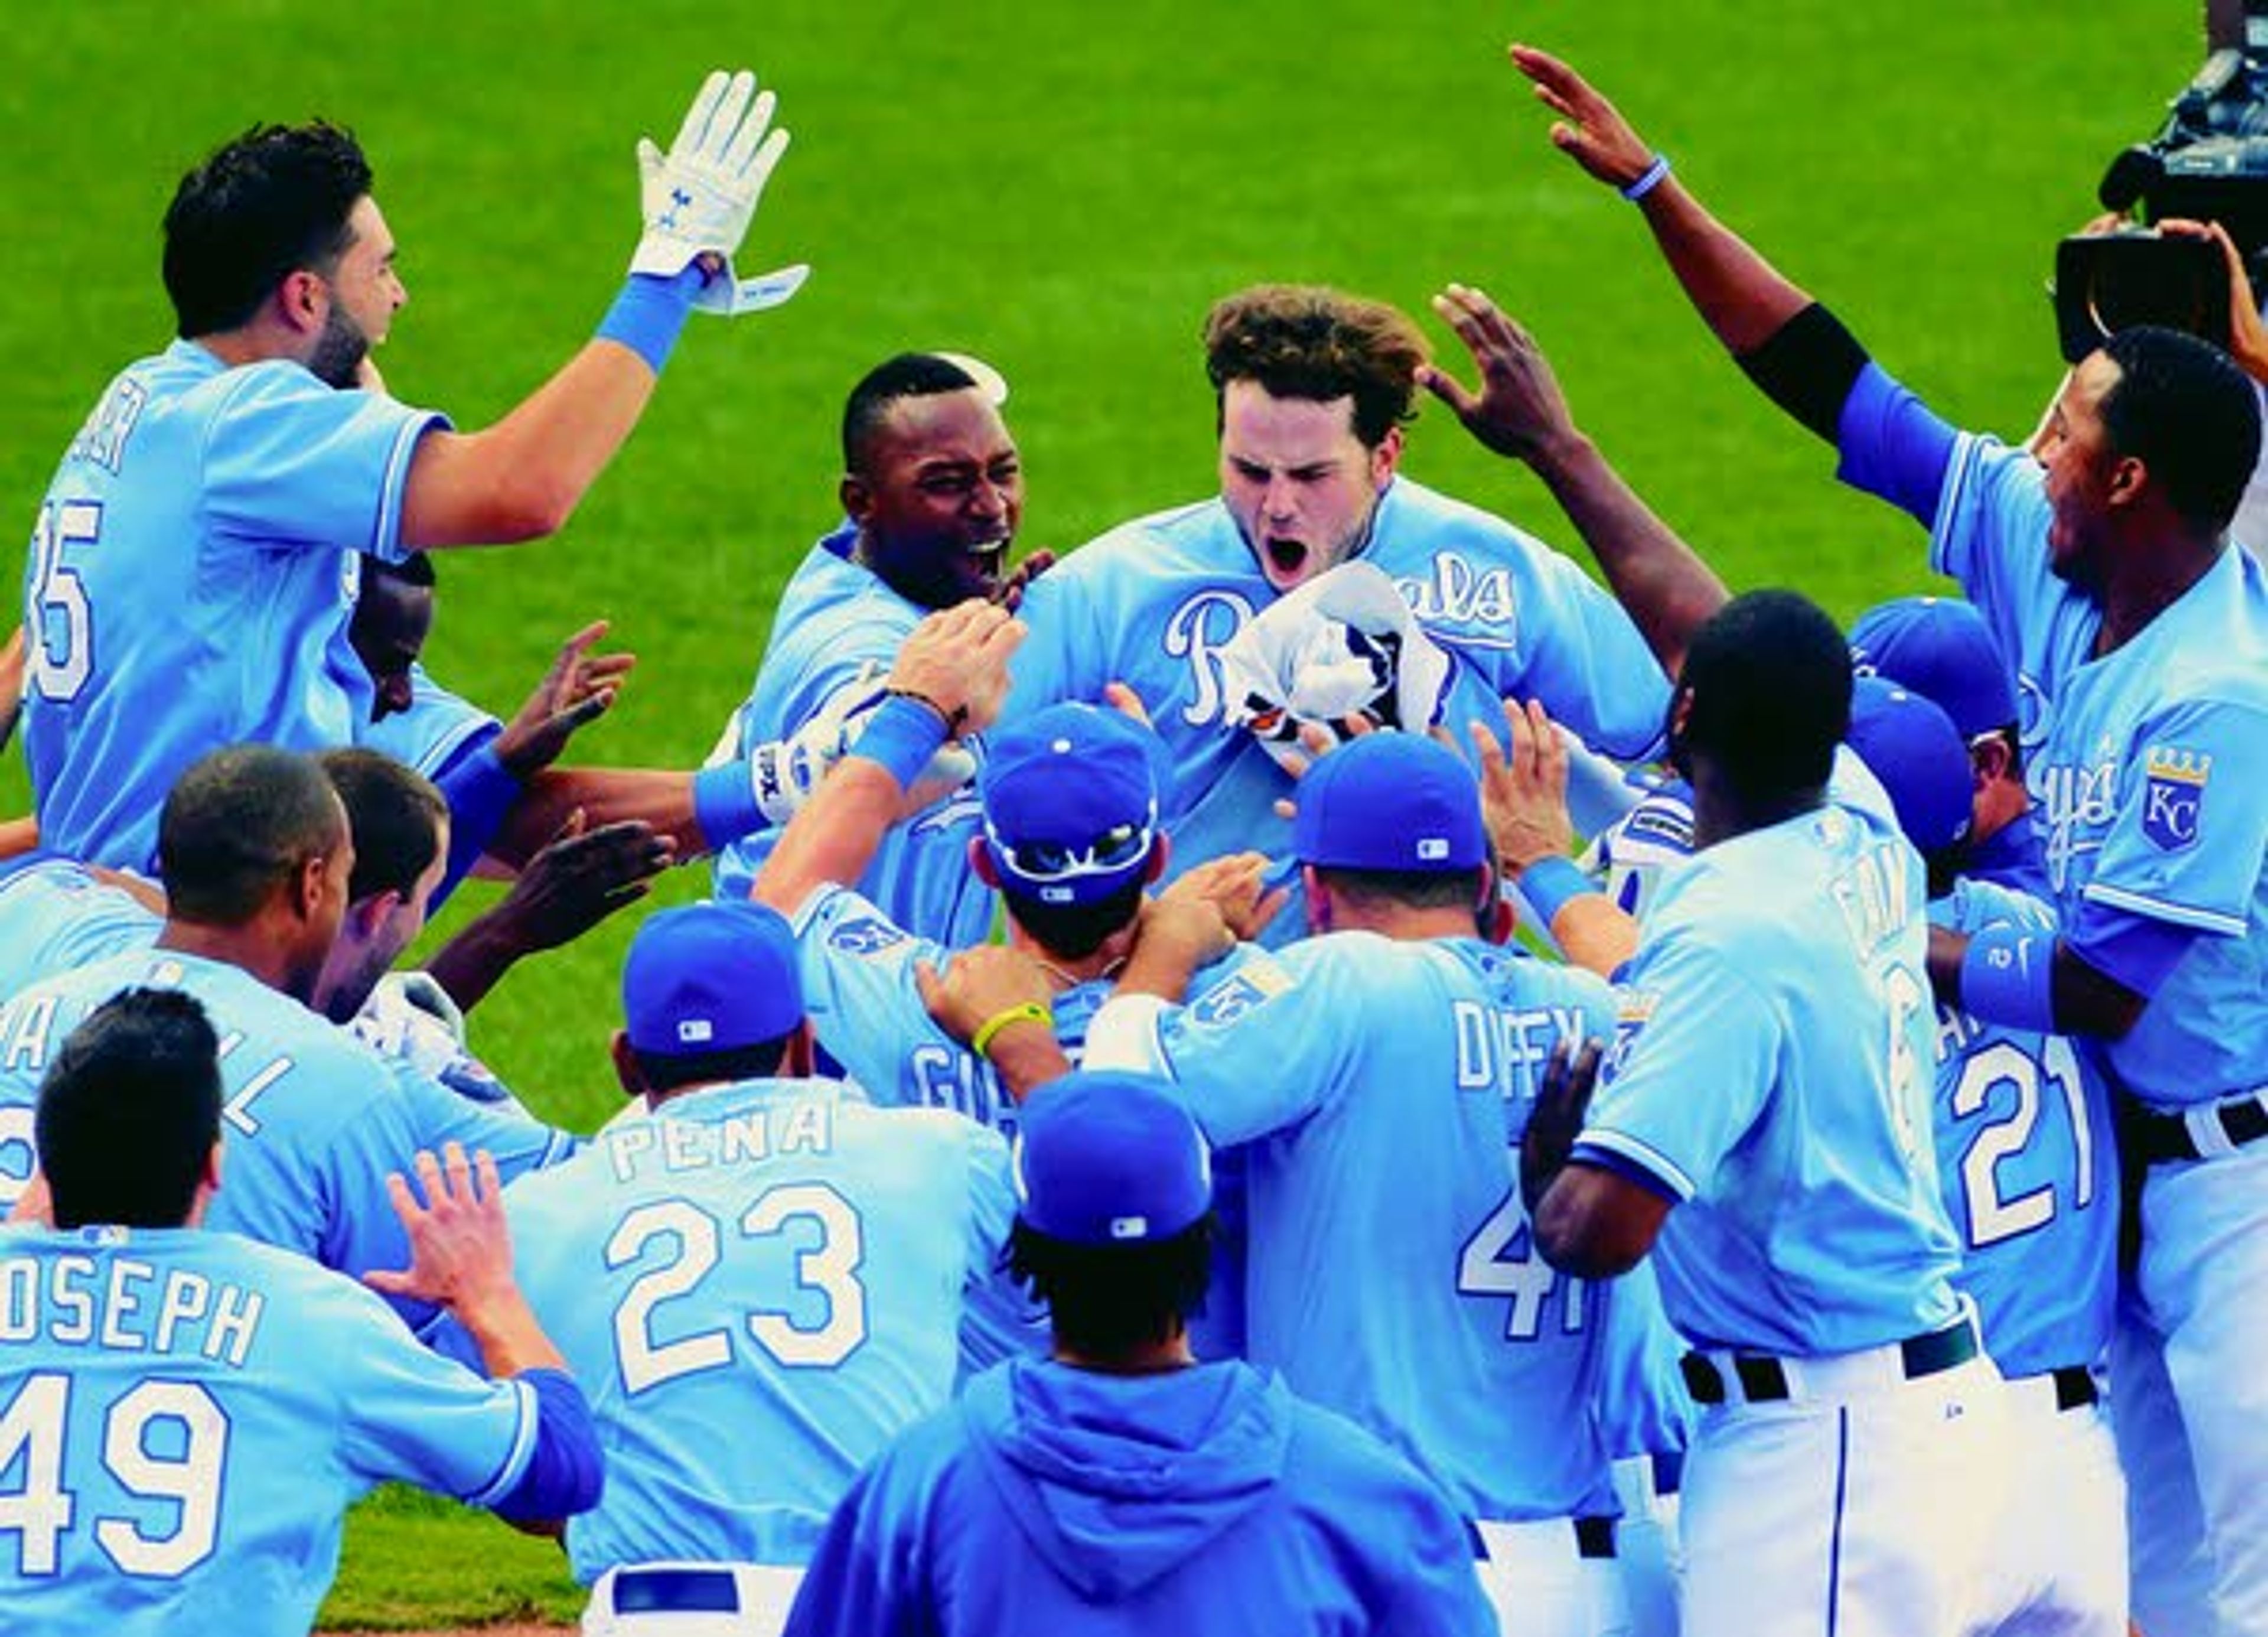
[885,601,1027,738]
[633,69,807,315]
[494,621,636,779]
[1470,697,1574,874]
[1158,851,1288,946]
[1419,284,1582,465]
[1520,1039,1605,1216]
[1509,45,1660,192]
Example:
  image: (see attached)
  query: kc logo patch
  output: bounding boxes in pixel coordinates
[2142,746,2209,852]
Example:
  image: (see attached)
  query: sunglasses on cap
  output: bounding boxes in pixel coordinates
[985,805,1158,883]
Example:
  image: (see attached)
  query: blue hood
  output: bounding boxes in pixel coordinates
[962,1358,1290,1600]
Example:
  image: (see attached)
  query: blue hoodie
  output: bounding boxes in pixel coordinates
[785,1357,1493,1636]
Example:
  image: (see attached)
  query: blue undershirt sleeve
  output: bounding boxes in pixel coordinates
[488,1366,603,1525]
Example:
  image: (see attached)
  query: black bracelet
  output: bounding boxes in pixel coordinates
[885,686,967,732]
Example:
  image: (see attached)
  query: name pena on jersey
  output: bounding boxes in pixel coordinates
[0,1249,263,1366]
[604,1098,836,1184]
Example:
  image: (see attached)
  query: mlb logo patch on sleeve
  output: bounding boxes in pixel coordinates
[2142,746,2209,852]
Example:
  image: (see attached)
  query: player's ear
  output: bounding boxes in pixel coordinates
[1972,733,2014,790]
[840,472,874,526]
[1302,863,1331,935]
[278,267,327,336]
[609,1030,647,1102]
[1369,425,1406,490]
[1143,833,1172,886]
[969,835,1002,890]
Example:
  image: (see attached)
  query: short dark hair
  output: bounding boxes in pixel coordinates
[38,990,222,1231]
[1677,590,1852,800]
[158,746,346,926]
[319,747,447,903]
[631,1036,792,1095]
[1001,877,1147,962]
[162,121,372,337]
[1009,1213,1214,1357]
[841,353,980,473]
[1312,864,1485,913]
[1204,285,1430,447]
[2098,326,2263,535]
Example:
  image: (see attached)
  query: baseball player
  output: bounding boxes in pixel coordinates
[712,353,1050,946]
[21,70,799,874]
[0,988,602,1634]
[1512,48,2268,1631]
[1083,731,1632,1637]
[782,1069,1497,1637]
[999,284,1676,942]
[1517,591,2011,1637]
[494,900,1016,1636]
[0,747,568,1331]
[753,601,1272,1360]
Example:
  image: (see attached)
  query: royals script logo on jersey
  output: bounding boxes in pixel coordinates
[2034,740,2119,896]
[1393,554,1521,653]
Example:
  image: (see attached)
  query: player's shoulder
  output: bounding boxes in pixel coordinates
[1054,498,1243,580]
[1368,475,1557,566]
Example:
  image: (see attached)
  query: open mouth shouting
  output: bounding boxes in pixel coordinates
[1262,535,1312,588]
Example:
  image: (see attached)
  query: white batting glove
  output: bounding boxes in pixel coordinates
[737,664,978,824]
[631,69,807,314]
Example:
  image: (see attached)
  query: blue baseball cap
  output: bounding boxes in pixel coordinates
[1846,676,1974,853]
[622,902,804,1056]
[1012,1070,1213,1245]
[979,704,1166,907]
[1847,596,2015,741]
[1292,732,1486,871]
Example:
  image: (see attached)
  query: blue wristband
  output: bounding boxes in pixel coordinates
[594,266,701,373]
[1518,855,1604,927]
[1620,154,1673,202]
[853,695,952,790]
[1959,922,2058,1033]
[693,760,769,848]
[434,742,522,910]
[490,1368,602,1524]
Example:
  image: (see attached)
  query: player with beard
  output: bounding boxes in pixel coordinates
[711,353,1052,946]
[21,72,803,874]
[1001,286,1682,942]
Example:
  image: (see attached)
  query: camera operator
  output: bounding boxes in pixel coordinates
[1510,44,2268,1637]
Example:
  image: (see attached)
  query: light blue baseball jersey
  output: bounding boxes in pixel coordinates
[1929,876,2117,1377]
[358,662,500,783]
[0,950,570,1327]
[712,528,994,946]
[1004,479,1671,933]
[0,855,161,1005]
[1099,930,1623,1522]
[787,881,1254,1361]
[1573,754,1967,1355]
[21,343,446,872]
[0,1225,539,1635]
[498,1076,1013,1578]
[1927,434,2268,1109]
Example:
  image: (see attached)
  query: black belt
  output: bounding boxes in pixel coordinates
[2049,1364,2098,1412]
[1465,1515,1618,1561]
[1679,1317,1980,1405]
[2124,1093,2268,1167]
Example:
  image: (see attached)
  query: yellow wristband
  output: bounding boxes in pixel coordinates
[972,1001,1054,1058]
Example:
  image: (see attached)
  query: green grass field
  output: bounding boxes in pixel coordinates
[0,1,2204,1625]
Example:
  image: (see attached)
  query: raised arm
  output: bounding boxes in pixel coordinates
[754,600,1025,916]
[1511,45,1811,358]
[401,70,804,548]
[1421,284,1727,678]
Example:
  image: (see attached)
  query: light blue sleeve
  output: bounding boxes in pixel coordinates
[1148,946,1348,1147]
[2081,696,2268,937]
[1575,932,1780,1202]
[322,1275,543,1504]
[1490,547,1671,763]
[790,883,953,1105]
[1924,431,2054,658]
[201,365,447,561]
[999,563,1106,718]
[387,1060,580,1184]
